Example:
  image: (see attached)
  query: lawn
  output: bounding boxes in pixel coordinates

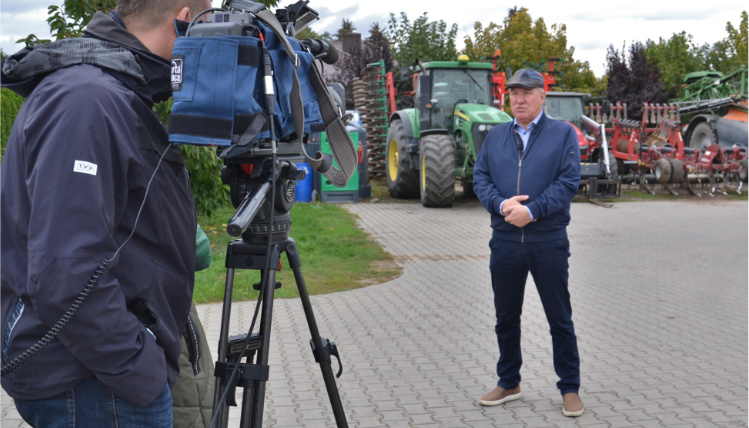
[193,202,402,303]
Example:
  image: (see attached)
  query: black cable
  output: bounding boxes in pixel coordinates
[1,144,171,377]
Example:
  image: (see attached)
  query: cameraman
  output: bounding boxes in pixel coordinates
[1,0,210,426]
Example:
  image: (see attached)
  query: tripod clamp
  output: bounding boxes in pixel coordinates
[310,338,343,378]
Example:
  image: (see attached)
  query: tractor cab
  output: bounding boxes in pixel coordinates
[415,57,497,135]
[543,92,586,129]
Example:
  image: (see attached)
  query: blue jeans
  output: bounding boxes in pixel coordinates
[489,237,580,394]
[14,377,172,428]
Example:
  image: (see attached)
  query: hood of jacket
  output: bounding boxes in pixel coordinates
[1,11,173,104]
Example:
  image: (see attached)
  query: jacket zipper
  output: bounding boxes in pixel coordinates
[517,153,524,243]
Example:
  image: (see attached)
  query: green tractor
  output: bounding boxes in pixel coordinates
[385,55,512,207]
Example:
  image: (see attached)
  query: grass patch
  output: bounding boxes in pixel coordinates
[194,203,402,303]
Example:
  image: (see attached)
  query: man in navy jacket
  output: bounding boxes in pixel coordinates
[1,0,209,426]
[473,69,584,417]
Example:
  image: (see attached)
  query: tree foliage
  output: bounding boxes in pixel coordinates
[387,12,458,67]
[706,10,748,73]
[385,12,458,108]
[335,19,357,41]
[1,88,25,157]
[605,42,672,119]
[462,8,599,95]
[645,32,708,97]
[328,23,394,109]
[17,0,117,46]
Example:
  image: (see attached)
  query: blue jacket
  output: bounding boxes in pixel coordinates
[473,112,581,242]
[1,12,196,407]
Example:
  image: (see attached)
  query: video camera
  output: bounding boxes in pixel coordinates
[168,0,355,242]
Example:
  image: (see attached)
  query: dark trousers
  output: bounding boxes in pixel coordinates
[489,236,580,394]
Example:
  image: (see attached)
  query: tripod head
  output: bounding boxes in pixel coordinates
[222,157,306,243]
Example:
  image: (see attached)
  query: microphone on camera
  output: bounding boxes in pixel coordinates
[300,38,339,65]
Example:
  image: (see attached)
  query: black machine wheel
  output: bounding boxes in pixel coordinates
[420,134,456,207]
[654,158,672,184]
[689,122,719,152]
[668,159,684,184]
[739,159,748,183]
[386,120,419,198]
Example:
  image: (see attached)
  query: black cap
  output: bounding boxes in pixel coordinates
[506,69,545,90]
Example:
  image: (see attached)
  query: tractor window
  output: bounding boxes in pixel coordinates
[429,69,493,131]
[544,97,584,128]
[430,69,493,108]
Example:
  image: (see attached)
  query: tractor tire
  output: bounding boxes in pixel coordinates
[420,134,456,207]
[739,159,748,183]
[654,158,672,184]
[386,120,419,198]
[668,159,684,184]
[689,122,719,152]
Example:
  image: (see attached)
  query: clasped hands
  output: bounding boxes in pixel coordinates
[502,195,534,228]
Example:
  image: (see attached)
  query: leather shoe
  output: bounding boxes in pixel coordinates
[479,385,521,406]
[562,392,584,417]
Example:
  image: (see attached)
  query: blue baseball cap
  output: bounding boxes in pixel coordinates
[506,69,545,90]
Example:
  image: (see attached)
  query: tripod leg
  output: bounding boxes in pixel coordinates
[248,266,277,428]
[212,267,236,428]
[285,241,349,427]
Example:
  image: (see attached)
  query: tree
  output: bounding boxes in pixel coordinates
[335,19,357,41]
[296,27,332,42]
[17,0,117,46]
[645,32,707,97]
[328,23,395,109]
[461,8,601,95]
[386,12,458,108]
[706,10,748,73]
[606,42,673,119]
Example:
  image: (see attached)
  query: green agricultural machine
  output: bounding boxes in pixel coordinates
[675,66,748,150]
[385,55,512,207]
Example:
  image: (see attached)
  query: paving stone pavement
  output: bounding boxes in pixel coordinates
[2,199,747,427]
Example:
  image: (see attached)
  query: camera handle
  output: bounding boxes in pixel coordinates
[211,237,348,428]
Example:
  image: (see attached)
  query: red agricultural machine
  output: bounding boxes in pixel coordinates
[605,102,748,196]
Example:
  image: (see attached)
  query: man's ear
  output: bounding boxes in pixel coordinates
[176,6,191,22]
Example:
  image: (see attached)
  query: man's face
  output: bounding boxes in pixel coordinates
[509,87,546,126]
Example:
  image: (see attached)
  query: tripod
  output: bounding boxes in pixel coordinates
[211,195,348,428]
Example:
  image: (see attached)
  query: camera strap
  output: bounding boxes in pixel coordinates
[253,8,357,188]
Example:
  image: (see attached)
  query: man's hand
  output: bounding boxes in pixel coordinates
[501,195,529,216]
[503,195,532,228]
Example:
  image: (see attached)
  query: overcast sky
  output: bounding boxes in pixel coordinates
[1,1,746,77]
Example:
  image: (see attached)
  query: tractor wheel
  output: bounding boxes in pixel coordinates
[654,158,672,184]
[739,159,748,183]
[668,159,684,184]
[386,120,419,198]
[420,134,455,207]
[689,122,719,152]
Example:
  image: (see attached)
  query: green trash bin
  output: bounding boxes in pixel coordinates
[319,131,360,203]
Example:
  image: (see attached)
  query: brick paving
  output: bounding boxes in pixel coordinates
[2,199,747,427]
